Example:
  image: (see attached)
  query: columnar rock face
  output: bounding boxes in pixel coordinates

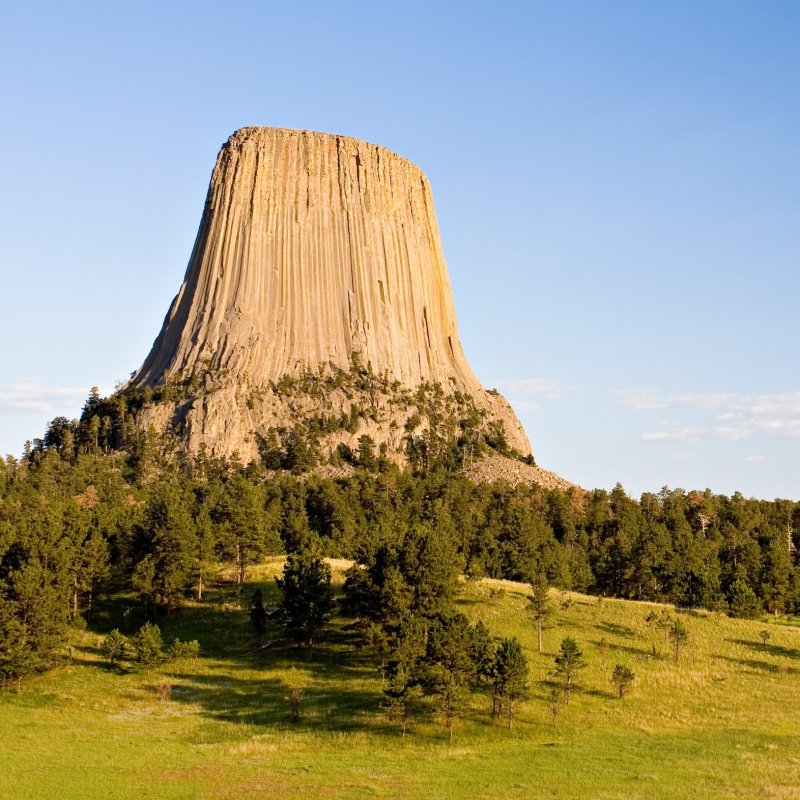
[130,127,531,463]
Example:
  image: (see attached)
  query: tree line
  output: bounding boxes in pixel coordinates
[1,393,799,682]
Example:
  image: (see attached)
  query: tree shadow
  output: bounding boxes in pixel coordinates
[80,590,395,733]
[584,687,617,700]
[163,660,390,735]
[727,638,800,660]
[591,639,650,657]
[715,655,784,674]
[596,622,636,638]
[677,608,709,619]
[87,592,149,635]
[71,643,133,674]
[454,596,485,607]
[84,585,512,738]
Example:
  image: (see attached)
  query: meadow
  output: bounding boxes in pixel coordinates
[2,558,799,799]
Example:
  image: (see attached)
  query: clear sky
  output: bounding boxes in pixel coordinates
[1,1,797,499]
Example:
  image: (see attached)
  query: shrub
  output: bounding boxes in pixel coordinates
[168,638,200,661]
[132,622,163,666]
[102,629,127,667]
[611,664,635,698]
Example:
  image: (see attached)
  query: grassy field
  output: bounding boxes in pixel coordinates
[3,558,800,799]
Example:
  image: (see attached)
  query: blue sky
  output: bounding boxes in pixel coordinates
[1,1,798,499]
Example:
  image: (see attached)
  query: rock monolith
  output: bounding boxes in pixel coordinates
[128,127,531,464]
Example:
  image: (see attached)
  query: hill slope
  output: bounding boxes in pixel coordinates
[2,560,800,799]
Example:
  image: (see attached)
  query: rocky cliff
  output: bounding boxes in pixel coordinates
[127,127,531,465]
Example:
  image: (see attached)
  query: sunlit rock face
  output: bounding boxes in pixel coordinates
[130,127,530,463]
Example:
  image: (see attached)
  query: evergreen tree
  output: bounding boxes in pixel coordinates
[71,529,110,618]
[554,636,586,703]
[400,523,460,620]
[382,613,426,735]
[216,473,267,584]
[249,588,268,635]
[760,529,791,616]
[492,637,529,728]
[668,618,690,661]
[275,543,334,648]
[191,499,217,601]
[645,607,674,656]
[421,612,478,740]
[728,578,762,619]
[470,620,497,690]
[0,557,69,681]
[357,435,377,471]
[102,629,127,667]
[610,663,634,698]
[130,481,196,612]
[427,664,464,740]
[546,685,563,727]
[528,569,552,654]
[132,622,164,665]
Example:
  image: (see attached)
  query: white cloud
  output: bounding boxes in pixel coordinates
[617,388,733,411]
[642,427,709,443]
[0,380,102,415]
[620,389,800,443]
[744,455,766,464]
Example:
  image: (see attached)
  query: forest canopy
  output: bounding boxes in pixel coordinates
[1,390,799,682]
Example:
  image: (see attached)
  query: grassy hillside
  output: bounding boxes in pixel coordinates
[2,559,799,800]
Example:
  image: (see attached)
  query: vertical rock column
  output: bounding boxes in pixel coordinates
[131,127,531,459]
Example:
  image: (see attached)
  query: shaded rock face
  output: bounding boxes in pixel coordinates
[130,127,530,463]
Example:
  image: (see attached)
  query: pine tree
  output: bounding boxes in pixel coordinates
[554,636,586,703]
[492,638,529,728]
[668,619,690,661]
[249,588,268,635]
[728,578,762,619]
[382,610,426,736]
[275,544,334,648]
[420,612,482,739]
[217,474,266,585]
[132,622,163,665]
[130,481,196,612]
[528,569,552,654]
[103,629,127,667]
[610,663,634,698]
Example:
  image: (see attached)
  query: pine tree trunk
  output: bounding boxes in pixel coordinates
[537,620,543,654]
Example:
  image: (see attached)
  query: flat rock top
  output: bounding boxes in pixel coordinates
[228,126,421,172]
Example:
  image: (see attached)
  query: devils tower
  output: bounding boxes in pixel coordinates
[127,127,531,465]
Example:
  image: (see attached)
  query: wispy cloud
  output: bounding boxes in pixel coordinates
[0,380,100,415]
[642,427,709,443]
[617,389,734,412]
[618,389,800,443]
[493,378,567,400]
[744,455,766,464]
[491,378,569,413]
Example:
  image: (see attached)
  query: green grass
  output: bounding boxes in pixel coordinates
[3,559,800,799]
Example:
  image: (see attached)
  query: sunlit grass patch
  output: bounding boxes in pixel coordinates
[2,567,800,799]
